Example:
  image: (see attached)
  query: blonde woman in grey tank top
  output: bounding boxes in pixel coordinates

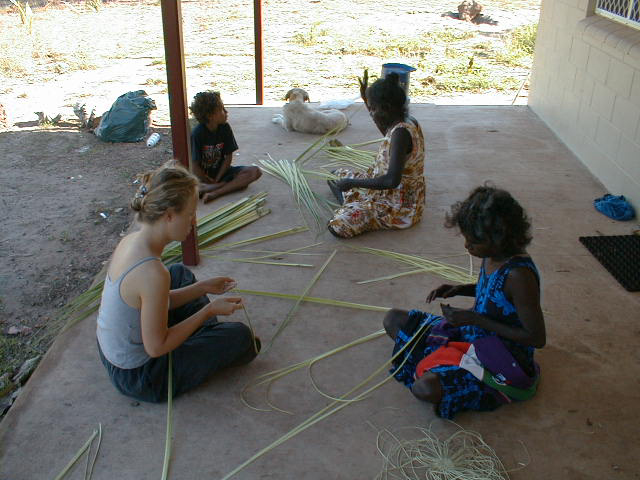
[96,165,259,402]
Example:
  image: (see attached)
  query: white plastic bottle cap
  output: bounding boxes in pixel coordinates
[146,133,161,147]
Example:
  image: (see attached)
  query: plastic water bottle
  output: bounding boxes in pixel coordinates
[146,133,161,147]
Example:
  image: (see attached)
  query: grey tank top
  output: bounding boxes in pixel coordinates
[96,256,160,369]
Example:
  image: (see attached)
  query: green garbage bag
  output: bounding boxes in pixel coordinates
[95,90,157,143]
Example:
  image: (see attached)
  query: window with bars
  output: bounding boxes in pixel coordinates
[595,0,640,29]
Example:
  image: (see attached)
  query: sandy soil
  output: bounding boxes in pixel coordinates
[0,125,174,372]
[0,0,540,405]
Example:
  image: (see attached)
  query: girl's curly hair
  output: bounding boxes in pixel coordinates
[445,184,532,255]
[189,91,222,125]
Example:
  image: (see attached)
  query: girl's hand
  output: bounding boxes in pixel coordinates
[199,277,236,295]
[440,303,477,327]
[209,296,243,316]
[426,284,459,303]
[358,68,369,105]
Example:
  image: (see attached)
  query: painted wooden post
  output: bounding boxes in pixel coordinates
[160,0,199,266]
[254,0,264,105]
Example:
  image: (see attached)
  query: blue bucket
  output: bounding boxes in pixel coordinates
[381,63,417,94]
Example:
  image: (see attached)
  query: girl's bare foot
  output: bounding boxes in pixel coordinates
[199,183,225,201]
[202,192,218,204]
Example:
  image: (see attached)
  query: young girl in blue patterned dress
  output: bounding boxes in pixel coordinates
[383,185,546,419]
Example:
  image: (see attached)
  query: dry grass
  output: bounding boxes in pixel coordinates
[0,0,540,106]
[144,77,166,85]
[0,9,98,78]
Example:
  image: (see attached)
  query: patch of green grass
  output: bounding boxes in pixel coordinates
[489,23,537,67]
[472,42,492,53]
[0,55,28,78]
[0,335,23,377]
[85,0,102,12]
[416,56,521,94]
[150,58,165,66]
[193,60,213,69]
[335,28,475,59]
[337,33,432,58]
[435,73,520,92]
[60,231,73,243]
[509,23,537,55]
[50,55,95,73]
[292,22,328,46]
[31,46,96,73]
[491,49,528,67]
[426,28,476,43]
[445,46,463,58]
[145,77,166,86]
[38,117,62,128]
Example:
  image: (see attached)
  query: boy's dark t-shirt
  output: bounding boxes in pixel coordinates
[191,122,239,179]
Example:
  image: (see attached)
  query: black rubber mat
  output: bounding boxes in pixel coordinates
[579,235,640,292]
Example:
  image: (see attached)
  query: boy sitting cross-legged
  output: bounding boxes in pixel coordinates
[189,91,261,203]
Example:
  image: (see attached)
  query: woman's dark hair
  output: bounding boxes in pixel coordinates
[189,91,222,124]
[366,72,407,116]
[445,184,532,255]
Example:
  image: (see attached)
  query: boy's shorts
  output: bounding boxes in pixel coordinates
[219,165,246,183]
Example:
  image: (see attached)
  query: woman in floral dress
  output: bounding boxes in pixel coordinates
[327,72,426,238]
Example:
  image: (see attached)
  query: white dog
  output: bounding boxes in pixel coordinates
[272,88,348,135]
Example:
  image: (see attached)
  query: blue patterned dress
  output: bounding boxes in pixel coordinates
[391,256,540,419]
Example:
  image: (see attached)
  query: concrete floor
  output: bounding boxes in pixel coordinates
[1,104,639,479]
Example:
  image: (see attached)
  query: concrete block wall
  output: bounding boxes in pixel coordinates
[530,0,640,210]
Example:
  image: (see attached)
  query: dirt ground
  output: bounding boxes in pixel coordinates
[0,125,174,374]
[0,0,540,411]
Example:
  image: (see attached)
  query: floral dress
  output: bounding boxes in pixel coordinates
[327,119,426,238]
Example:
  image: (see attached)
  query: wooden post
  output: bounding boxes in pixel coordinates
[254,0,264,105]
[160,0,199,265]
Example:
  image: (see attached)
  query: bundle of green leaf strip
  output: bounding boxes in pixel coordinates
[201,226,308,252]
[257,129,383,230]
[162,192,270,264]
[351,246,475,285]
[320,138,382,172]
[55,193,282,332]
[257,155,336,231]
[374,425,510,480]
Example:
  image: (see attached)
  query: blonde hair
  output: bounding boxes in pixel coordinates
[130,164,199,223]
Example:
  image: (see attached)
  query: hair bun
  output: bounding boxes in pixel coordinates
[130,196,143,212]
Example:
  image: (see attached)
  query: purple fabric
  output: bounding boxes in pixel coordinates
[473,335,536,389]
[426,319,456,346]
